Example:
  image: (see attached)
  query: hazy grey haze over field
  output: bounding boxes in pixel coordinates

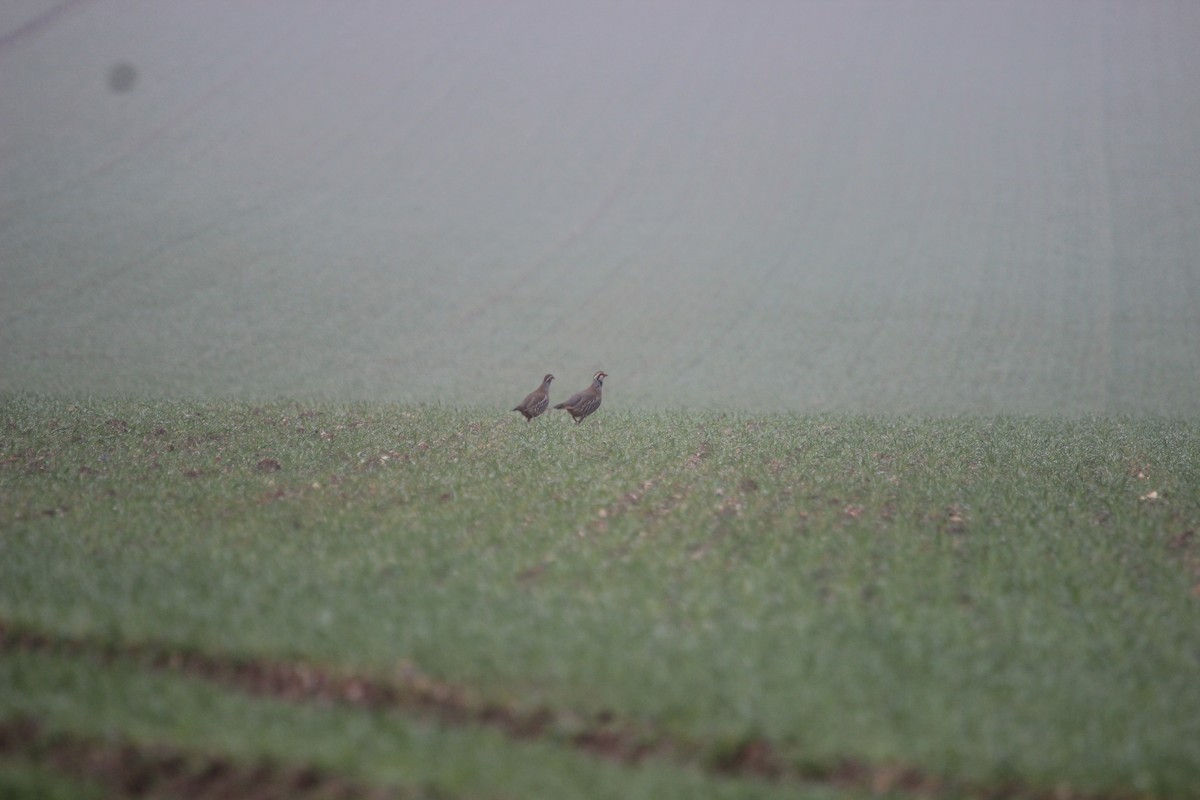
[3,1,1199,413]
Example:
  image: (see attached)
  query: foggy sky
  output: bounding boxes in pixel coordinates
[3,1,1199,412]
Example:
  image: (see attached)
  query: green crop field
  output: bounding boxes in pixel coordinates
[4,3,1200,798]
[2,395,1198,798]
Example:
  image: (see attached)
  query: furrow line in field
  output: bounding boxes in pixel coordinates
[0,716,420,800]
[0,620,1142,800]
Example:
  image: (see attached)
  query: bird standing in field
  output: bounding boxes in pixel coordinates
[554,371,607,424]
[513,373,555,421]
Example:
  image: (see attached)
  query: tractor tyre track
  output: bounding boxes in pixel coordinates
[0,620,1142,800]
[0,716,415,800]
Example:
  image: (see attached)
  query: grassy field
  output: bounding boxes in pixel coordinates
[2,394,1198,798]
[5,5,1200,796]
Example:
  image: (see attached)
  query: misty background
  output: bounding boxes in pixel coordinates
[2,1,1198,413]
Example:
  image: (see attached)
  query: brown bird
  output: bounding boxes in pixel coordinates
[554,371,607,424]
[513,373,554,421]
